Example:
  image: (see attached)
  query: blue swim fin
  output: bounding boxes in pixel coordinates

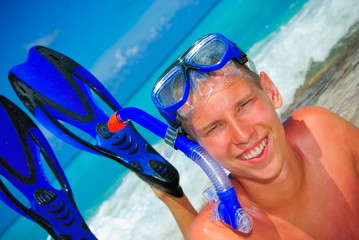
[8,46,182,197]
[0,95,97,240]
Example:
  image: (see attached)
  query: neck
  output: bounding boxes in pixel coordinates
[233,141,306,211]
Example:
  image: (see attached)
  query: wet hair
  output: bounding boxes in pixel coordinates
[234,59,261,88]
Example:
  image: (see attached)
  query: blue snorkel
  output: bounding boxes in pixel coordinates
[108,107,253,233]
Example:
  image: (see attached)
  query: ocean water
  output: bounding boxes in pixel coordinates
[1,0,358,239]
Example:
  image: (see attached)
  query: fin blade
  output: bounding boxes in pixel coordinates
[0,96,97,239]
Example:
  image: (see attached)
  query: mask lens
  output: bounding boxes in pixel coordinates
[156,68,185,107]
[189,39,227,66]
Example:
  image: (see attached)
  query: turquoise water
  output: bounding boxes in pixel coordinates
[1,0,358,239]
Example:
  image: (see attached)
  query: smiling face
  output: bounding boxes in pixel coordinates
[187,70,285,181]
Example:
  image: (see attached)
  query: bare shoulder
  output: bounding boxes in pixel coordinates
[187,204,218,240]
[290,105,348,123]
[284,106,359,167]
[285,106,358,139]
[187,204,247,240]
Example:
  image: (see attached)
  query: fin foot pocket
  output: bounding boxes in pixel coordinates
[149,160,173,178]
[128,162,143,172]
[59,234,71,240]
[34,188,57,205]
[95,122,113,139]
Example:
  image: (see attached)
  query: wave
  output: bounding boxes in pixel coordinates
[88,141,210,240]
[249,0,359,115]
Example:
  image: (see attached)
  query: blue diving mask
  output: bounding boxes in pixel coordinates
[151,33,255,128]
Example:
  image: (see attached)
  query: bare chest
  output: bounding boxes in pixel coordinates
[248,169,359,240]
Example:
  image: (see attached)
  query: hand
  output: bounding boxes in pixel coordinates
[150,185,198,238]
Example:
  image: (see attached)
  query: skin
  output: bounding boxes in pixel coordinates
[184,71,359,239]
[150,186,198,237]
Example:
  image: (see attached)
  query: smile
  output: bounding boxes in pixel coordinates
[239,138,267,160]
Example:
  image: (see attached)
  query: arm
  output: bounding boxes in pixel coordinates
[340,113,359,173]
[151,186,198,238]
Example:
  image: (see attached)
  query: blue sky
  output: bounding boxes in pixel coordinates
[0,1,152,101]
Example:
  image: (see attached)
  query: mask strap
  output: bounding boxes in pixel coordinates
[164,126,178,148]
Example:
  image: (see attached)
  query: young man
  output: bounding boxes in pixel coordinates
[151,33,359,239]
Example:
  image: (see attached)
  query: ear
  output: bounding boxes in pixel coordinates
[259,72,282,109]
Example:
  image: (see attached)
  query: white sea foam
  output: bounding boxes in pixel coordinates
[87,0,359,239]
[249,0,359,115]
[88,142,210,240]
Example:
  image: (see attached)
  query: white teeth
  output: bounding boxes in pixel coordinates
[241,139,267,160]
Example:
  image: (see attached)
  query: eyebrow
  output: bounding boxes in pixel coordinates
[197,89,255,134]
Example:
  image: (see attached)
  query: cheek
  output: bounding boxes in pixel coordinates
[198,136,231,163]
[251,96,279,125]
[254,100,285,148]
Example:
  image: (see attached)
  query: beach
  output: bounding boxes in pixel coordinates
[281,21,359,126]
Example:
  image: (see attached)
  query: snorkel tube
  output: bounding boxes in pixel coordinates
[108,107,253,233]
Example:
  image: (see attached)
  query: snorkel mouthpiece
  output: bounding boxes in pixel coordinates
[108,107,253,233]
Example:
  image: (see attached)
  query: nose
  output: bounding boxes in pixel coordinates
[227,117,254,145]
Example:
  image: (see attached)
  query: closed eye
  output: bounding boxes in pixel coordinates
[209,123,220,132]
[205,122,223,135]
[239,98,252,110]
[241,93,258,108]
[241,100,250,108]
